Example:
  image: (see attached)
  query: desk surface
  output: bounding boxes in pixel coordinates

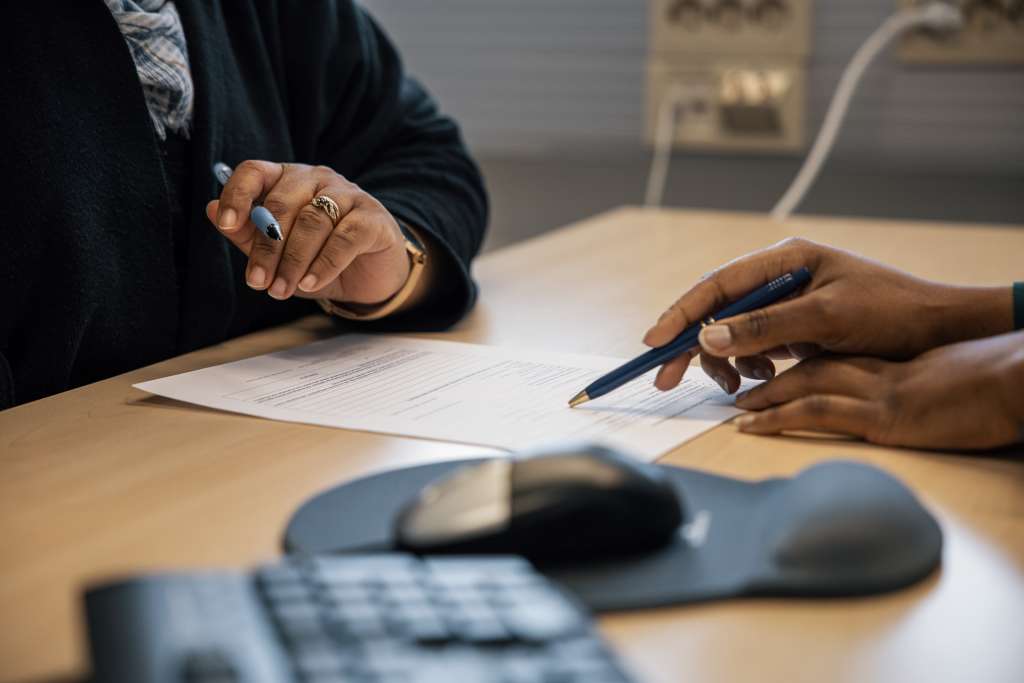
[2,208,1023,683]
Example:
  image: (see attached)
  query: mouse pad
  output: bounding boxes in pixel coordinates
[284,459,942,612]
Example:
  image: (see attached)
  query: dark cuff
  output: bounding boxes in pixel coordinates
[1014,283,1024,331]
[0,351,14,410]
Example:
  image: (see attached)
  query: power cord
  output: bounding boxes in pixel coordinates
[771,1,964,220]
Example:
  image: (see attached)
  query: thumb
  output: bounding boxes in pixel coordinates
[698,297,826,358]
[206,199,255,257]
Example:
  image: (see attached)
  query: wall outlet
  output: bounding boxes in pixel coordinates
[650,0,813,58]
[899,0,1024,63]
[646,59,806,153]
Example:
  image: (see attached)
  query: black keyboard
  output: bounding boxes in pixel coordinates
[84,554,637,683]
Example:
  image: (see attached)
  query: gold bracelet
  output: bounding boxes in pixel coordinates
[318,227,428,322]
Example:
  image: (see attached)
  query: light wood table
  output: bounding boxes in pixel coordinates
[2,208,1023,683]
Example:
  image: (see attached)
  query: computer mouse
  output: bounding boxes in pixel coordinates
[393,442,686,564]
[760,461,943,593]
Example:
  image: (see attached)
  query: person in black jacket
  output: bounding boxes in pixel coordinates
[0,1,487,409]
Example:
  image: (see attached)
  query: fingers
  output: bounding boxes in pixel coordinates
[654,349,697,391]
[643,237,821,347]
[700,352,740,393]
[207,200,255,256]
[698,296,830,359]
[300,204,381,294]
[736,355,884,410]
[735,394,882,439]
[735,355,775,381]
[246,169,322,293]
[216,160,283,234]
[654,352,774,393]
[271,179,360,299]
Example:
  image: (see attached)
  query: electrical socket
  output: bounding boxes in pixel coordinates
[899,0,1024,63]
[646,59,806,153]
[650,0,813,58]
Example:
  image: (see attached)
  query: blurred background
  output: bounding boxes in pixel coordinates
[361,0,1024,251]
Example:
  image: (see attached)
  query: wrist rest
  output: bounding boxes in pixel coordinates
[284,457,942,612]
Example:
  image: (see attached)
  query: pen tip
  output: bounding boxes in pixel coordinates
[568,391,590,409]
[268,225,283,241]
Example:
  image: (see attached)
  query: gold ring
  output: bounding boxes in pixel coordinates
[311,195,341,223]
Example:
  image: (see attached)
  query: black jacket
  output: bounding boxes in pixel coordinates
[0,1,487,409]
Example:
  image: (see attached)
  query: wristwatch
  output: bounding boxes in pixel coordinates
[318,223,428,322]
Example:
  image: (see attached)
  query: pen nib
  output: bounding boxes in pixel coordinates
[568,391,590,409]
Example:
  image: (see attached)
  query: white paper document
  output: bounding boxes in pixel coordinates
[134,335,748,461]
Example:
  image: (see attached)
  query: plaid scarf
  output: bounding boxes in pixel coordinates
[104,0,194,139]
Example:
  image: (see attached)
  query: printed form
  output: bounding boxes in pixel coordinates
[134,335,749,461]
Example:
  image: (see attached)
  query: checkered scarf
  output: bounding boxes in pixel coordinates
[105,0,194,139]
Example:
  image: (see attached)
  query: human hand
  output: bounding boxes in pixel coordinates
[206,161,410,304]
[731,330,1024,451]
[643,237,1013,394]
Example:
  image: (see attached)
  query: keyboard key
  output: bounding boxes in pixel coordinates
[257,563,306,586]
[501,657,546,683]
[403,617,451,644]
[263,581,313,603]
[313,555,418,585]
[293,648,349,677]
[324,614,388,642]
[451,617,512,643]
[501,603,582,641]
[180,648,239,683]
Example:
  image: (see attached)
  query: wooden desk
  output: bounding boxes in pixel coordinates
[2,208,1023,683]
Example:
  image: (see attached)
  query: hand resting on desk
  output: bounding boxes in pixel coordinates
[642,237,1022,449]
[733,331,1024,449]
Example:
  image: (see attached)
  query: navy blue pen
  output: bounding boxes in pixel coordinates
[568,267,813,408]
[212,162,283,241]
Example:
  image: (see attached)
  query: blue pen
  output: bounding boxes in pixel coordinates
[212,162,283,241]
[568,267,813,407]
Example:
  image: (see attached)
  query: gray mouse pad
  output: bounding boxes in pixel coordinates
[284,459,942,612]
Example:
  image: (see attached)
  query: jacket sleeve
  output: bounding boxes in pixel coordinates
[0,351,13,410]
[274,1,489,331]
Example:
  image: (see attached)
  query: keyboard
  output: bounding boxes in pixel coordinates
[84,554,637,683]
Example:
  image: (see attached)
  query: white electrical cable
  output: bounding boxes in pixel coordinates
[644,83,691,208]
[771,2,963,221]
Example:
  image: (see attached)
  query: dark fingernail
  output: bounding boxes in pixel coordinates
[247,266,266,289]
[700,325,732,352]
[713,375,728,392]
[754,368,773,381]
[219,208,238,230]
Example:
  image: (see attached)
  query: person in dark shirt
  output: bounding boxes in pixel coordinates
[643,239,1024,450]
[0,1,487,409]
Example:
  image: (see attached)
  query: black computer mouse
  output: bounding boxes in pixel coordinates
[755,461,944,594]
[393,442,686,564]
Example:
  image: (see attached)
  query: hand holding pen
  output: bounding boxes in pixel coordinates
[641,238,1013,396]
[207,161,412,305]
[629,238,1020,450]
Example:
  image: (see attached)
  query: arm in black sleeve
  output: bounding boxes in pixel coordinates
[275,1,489,330]
[0,351,13,410]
